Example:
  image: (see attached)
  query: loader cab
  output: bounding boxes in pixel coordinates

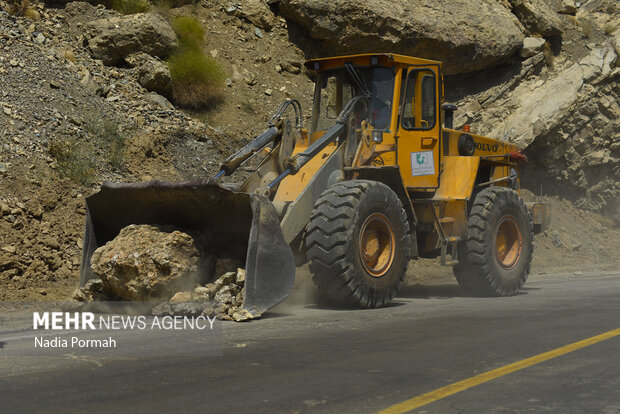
[307,54,443,190]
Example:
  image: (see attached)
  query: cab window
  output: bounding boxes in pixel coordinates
[401,69,436,131]
[312,67,396,133]
[316,74,339,131]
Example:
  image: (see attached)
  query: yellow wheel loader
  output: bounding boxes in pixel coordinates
[80,53,550,313]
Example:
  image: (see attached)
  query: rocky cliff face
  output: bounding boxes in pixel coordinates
[280,0,526,74]
[454,25,619,223]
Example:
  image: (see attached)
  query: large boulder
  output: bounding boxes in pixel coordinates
[279,0,525,74]
[521,36,546,58]
[507,0,563,36]
[126,53,173,98]
[90,224,206,300]
[85,13,178,65]
[228,0,278,30]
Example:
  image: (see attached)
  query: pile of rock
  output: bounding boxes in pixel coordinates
[75,266,258,322]
[72,278,110,302]
[73,224,259,322]
[153,268,258,322]
[0,182,84,299]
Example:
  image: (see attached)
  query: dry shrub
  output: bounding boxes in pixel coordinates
[241,99,257,114]
[151,0,195,11]
[48,138,97,186]
[48,117,130,185]
[604,22,619,35]
[171,81,223,109]
[580,19,595,39]
[85,117,129,170]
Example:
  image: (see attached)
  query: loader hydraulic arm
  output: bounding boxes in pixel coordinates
[216,126,280,178]
[286,122,345,173]
[215,99,304,179]
[268,96,367,190]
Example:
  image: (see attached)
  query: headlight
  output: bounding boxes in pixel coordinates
[372,130,383,143]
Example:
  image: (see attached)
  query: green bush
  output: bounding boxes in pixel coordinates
[167,16,226,109]
[110,0,150,15]
[168,50,225,109]
[169,50,225,84]
[172,16,205,51]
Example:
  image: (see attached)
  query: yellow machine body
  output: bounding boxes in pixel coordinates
[80,53,551,313]
[272,53,548,260]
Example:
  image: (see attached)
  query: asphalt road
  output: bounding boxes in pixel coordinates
[1,271,619,414]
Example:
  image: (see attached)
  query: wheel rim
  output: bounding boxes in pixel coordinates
[495,215,522,270]
[359,213,395,277]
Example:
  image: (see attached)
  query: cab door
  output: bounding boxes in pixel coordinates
[396,67,441,189]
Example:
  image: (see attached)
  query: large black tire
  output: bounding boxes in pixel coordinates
[306,180,411,308]
[453,186,533,296]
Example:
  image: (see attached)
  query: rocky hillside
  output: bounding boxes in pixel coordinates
[0,0,618,300]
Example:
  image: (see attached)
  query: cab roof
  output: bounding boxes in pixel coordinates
[304,53,442,71]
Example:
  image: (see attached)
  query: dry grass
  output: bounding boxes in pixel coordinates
[171,80,224,109]
[48,117,130,186]
[580,19,595,39]
[85,117,129,170]
[603,21,619,35]
[48,138,97,186]
[241,100,258,114]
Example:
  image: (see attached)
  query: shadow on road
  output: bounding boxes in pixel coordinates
[270,281,538,316]
[304,300,407,311]
[397,283,533,299]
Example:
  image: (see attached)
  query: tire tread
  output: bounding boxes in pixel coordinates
[307,180,411,308]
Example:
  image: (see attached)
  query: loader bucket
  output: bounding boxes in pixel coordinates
[79,180,295,314]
